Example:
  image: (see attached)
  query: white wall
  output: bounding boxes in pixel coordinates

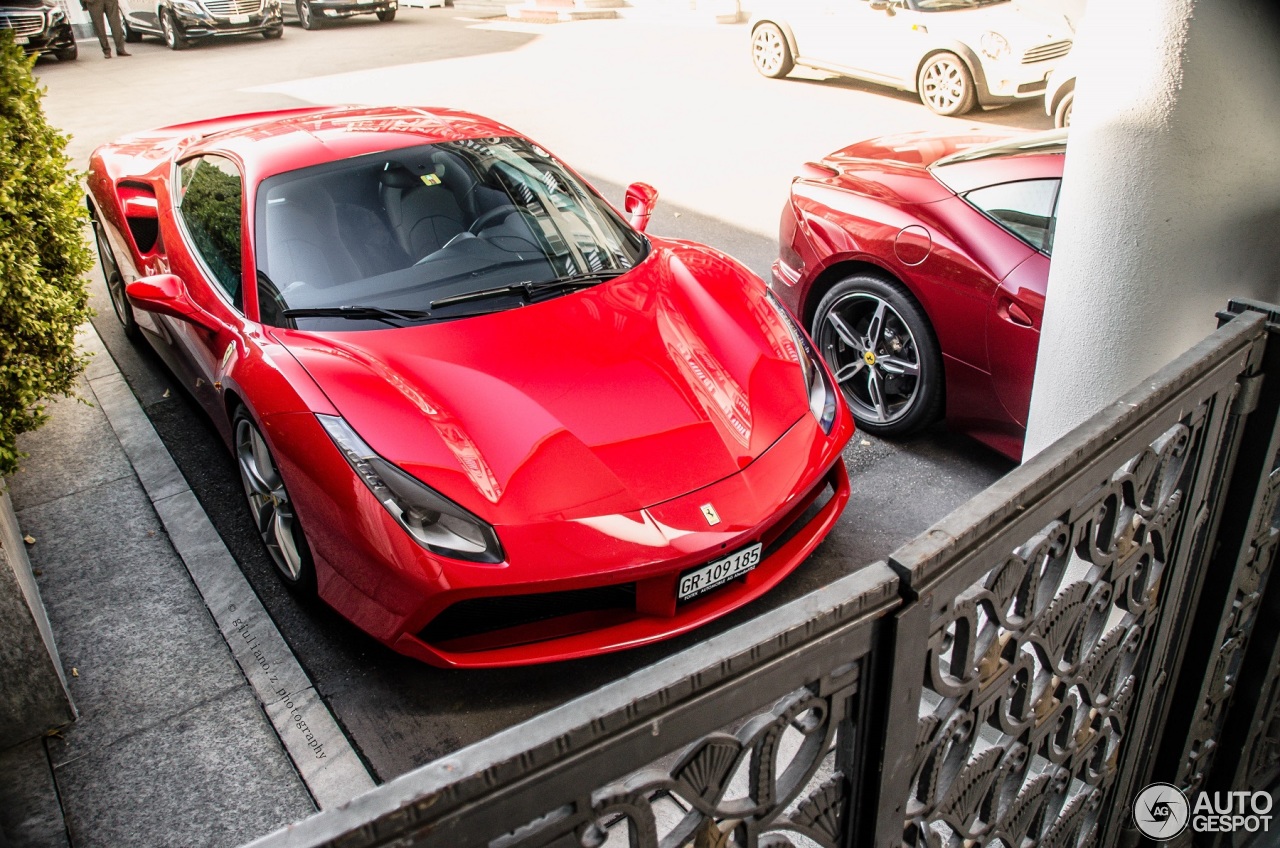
[1023,0,1280,456]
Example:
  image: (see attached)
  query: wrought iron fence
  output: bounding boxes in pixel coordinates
[246,303,1280,848]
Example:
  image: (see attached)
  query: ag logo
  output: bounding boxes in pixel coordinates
[1134,783,1190,840]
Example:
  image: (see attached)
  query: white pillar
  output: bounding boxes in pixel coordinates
[1023,0,1280,457]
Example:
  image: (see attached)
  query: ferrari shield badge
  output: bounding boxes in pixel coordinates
[700,503,721,526]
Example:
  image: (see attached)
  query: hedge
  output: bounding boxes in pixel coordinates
[0,32,93,479]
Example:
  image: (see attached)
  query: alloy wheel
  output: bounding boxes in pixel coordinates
[816,291,923,427]
[93,219,130,328]
[235,417,305,582]
[751,23,792,78]
[920,55,972,115]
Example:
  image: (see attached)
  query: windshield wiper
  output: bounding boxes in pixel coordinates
[282,305,432,326]
[430,269,629,309]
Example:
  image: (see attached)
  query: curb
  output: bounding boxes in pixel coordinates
[80,323,376,810]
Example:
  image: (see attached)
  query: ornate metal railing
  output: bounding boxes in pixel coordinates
[246,303,1280,848]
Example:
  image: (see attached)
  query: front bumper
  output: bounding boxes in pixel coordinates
[312,0,393,18]
[975,54,1065,104]
[170,4,282,37]
[270,403,854,668]
[9,17,75,55]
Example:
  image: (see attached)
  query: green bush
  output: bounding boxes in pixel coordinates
[0,32,93,479]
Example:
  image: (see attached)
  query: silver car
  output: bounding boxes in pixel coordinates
[749,0,1074,116]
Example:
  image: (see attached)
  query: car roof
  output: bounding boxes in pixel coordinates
[929,128,1067,193]
[183,106,522,183]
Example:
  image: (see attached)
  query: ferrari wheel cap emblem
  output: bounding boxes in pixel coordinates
[700,503,721,526]
[864,351,877,366]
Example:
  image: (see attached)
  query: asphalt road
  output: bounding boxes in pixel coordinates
[38,8,1026,781]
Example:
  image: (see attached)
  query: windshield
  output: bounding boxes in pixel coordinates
[913,0,1008,11]
[254,137,647,330]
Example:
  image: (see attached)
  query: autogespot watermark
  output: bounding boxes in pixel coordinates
[1133,783,1273,839]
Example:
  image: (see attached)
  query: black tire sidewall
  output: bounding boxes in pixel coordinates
[232,406,317,593]
[752,23,793,79]
[919,52,976,116]
[811,274,944,437]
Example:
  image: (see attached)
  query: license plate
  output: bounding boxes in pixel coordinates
[229,13,249,22]
[14,35,28,44]
[678,543,762,602]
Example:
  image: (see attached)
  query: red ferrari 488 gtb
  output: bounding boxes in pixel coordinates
[772,129,1066,461]
[87,106,853,668]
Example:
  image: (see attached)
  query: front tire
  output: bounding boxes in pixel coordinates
[234,407,316,592]
[1054,89,1074,129]
[297,0,320,30]
[750,22,793,79]
[918,52,976,116]
[811,274,943,437]
[161,8,188,50]
[375,7,394,21]
[123,18,142,41]
[54,40,78,61]
[91,210,141,342]
[262,24,283,38]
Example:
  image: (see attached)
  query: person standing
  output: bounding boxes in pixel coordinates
[82,0,130,58]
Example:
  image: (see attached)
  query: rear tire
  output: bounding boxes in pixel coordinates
[750,22,793,79]
[375,7,394,21]
[91,208,141,342]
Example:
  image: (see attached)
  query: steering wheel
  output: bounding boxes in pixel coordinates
[468,204,518,234]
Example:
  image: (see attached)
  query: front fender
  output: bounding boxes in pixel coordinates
[915,41,993,103]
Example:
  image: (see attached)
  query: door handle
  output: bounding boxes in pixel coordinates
[1000,300,1034,328]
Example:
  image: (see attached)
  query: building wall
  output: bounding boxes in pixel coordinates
[1024,0,1280,456]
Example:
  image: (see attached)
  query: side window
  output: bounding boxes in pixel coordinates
[963,179,1061,255]
[176,155,244,310]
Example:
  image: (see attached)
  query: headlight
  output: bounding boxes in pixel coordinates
[980,31,1011,60]
[764,289,838,435]
[170,0,206,15]
[47,6,65,20]
[319,415,504,563]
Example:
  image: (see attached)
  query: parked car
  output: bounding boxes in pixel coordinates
[749,0,1073,116]
[772,129,1066,460]
[119,0,283,49]
[87,106,854,668]
[1044,51,1076,128]
[281,0,394,29]
[0,0,76,60]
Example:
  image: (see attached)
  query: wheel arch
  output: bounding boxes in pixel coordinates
[801,257,924,330]
[1047,77,1075,116]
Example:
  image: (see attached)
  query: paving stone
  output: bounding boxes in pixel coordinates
[16,478,245,767]
[55,685,314,848]
[8,378,132,511]
[0,737,69,848]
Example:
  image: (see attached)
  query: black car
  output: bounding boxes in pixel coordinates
[0,0,77,60]
[120,0,283,49]
[281,0,394,30]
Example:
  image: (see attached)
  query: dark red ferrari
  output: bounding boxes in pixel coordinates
[86,106,853,668]
[772,129,1066,461]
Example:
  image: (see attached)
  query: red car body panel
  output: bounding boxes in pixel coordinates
[88,106,854,667]
[773,130,1064,461]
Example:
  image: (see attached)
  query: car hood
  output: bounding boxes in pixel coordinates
[274,241,810,523]
[921,2,1073,49]
[818,130,1015,203]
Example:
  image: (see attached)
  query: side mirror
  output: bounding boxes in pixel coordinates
[624,182,659,233]
[126,274,221,334]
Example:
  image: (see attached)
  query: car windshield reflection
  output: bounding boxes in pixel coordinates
[254,137,648,330]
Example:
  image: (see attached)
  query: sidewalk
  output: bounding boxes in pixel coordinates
[0,324,372,848]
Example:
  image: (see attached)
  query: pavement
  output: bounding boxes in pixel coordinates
[0,322,374,847]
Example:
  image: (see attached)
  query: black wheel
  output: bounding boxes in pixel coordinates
[234,407,316,592]
[811,274,943,437]
[375,7,394,21]
[750,22,793,79]
[1054,89,1074,129]
[123,18,142,42]
[54,40,77,60]
[297,0,320,30]
[262,23,283,38]
[91,210,141,342]
[161,8,188,49]
[918,52,976,116]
